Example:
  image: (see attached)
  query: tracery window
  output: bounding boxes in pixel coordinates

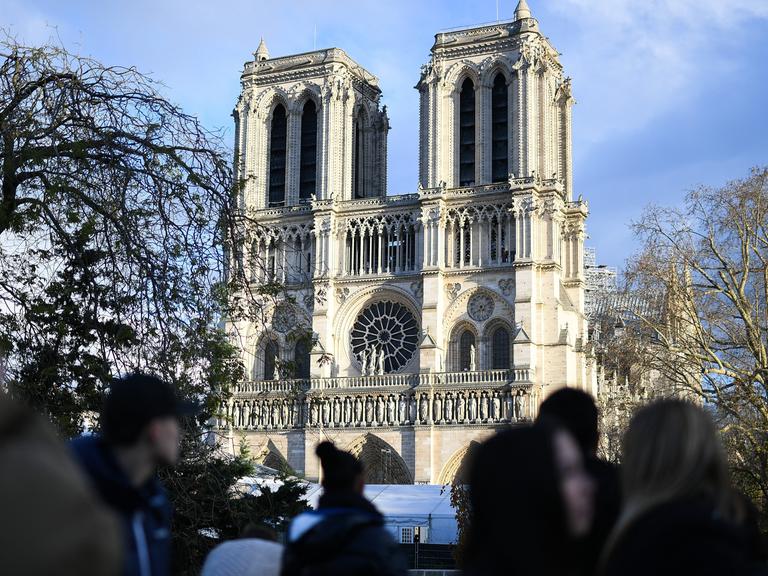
[268,104,287,207]
[350,301,419,373]
[491,326,511,369]
[459,330,476,371]
[459,78,476,186]
[491,73,509,182]
[353,114,366,199]
[299,100,317,201]
[294,339,310,379]
[264,339,279,380]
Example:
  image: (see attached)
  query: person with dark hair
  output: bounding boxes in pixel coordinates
[280,441,407,576]
[71,373,197,576]
[464,423,594,576]
[603,400,768,576]
[538,388,620,575]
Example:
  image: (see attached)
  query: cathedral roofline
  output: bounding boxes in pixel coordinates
[431,15,541,53]
[242,46,380,90]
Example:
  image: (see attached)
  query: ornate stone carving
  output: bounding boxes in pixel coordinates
[468,293,494,321]
[335,286,350,303]
[410,280,423,300]
[445,283,461,301]
[272,305,297,333]
[499,278,514,297]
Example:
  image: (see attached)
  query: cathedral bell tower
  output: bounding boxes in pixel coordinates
[417,0,575,199]
[234,41,389,209]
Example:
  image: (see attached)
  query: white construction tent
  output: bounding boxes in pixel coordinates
[240,471,459,545]
[304,483,458,545]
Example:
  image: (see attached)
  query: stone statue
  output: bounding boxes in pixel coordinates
[354,397,363,425]
[242,402,251,429]
[419,394,429,423]
[445,394,454,422]
[433,394,443,424]
[514,392,523,421]
[343,397,351,425]
[271,401,280,428]
[375,396,384,424]
[360,350,369,375]
[281,400,289,427]
[469,344,476,371]
[310,400,319,426]
[377,347,386,375]
[409,395,418,423]
[468,392,477,422]
[492,392,501,422]
[251,402,261,428]
[480,392,489,422]
[365,396,374,424]
[321,399,329,425]
[456,393,466,422]
[398,394,407,424]
[386,395,395,424]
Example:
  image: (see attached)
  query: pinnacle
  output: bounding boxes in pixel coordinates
[514,0,532,20]
[254,37,270,62]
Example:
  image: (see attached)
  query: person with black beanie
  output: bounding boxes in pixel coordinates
[280,441,407,576]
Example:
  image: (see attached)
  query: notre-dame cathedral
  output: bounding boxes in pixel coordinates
[224,0,596,484]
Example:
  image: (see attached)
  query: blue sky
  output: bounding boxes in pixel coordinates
[4,0,768,268]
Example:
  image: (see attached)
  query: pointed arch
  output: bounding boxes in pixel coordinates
[299,99,318,201]
[268,102,288,207]
[253,332,281,380]
[448,321,479,372]
[491,72,509,182]
[352,106,371,199]
[438,442,479,485]
[346,434,412,484]
[458,77,476,187]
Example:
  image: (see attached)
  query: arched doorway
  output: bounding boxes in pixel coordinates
[346,434,412,484]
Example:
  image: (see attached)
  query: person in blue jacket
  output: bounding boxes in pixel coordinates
[71,373,196,576]
[281,441,407,576]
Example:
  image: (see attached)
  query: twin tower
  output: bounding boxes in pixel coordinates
[227,1,593,484]
[233,0,574,208]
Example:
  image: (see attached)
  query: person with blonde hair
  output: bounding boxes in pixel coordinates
[603,399,766,576]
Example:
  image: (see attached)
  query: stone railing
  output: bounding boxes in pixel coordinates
[236,369,533,394]
[222,369,538,431]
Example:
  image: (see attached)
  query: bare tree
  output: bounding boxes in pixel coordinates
[625,166,768,527]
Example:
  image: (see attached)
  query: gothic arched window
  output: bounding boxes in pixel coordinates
[294,339,311,379]
[353,113,366,199]
[268,104,287,207]
[459,330,476,371]
[491,73,509,182]
[299,100,317,202]
[459,78,476,186]
[491,326,511,369]
[264,340,279,380]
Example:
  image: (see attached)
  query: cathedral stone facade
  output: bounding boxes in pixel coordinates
[225,0,596,484]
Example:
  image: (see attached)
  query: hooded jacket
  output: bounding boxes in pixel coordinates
[71,436,172,576]
[280,490,407,576]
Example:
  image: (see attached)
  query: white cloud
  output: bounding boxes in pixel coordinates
[551,0,768,144]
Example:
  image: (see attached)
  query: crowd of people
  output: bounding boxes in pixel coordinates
[1,373,767,575]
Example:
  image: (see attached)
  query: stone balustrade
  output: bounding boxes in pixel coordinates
[221,369,537,431]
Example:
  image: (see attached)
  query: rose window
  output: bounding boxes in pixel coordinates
[350,301,419,373]
[468,293,494,321]
[272,305,297,333]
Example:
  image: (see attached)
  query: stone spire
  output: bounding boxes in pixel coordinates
[254,38,270,62]
[514,0,532,20]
